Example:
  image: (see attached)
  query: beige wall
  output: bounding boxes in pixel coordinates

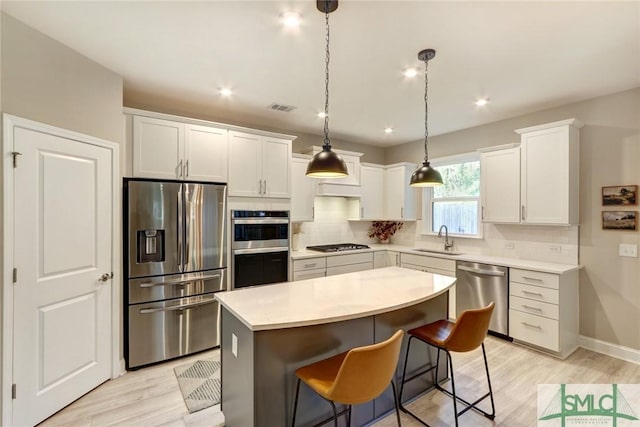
[0,14,124,418]
[124,89,386,164]
[386,87,640,350]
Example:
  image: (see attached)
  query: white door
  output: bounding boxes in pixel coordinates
[11,126,112,426]
[184,124,228,183]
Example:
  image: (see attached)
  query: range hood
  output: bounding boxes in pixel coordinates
[304,146,363,198]
[316,182,361,198]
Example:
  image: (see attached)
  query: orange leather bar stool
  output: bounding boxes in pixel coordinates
[291,330,404,427]
[398,302,496,426]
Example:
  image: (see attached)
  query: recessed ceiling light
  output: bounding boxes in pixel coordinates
[317,112,327,118]
[280,11,302,28]
[219,88,233,97]
[384,127,393,134]
[403,68,418,78]
[475,98,489,106]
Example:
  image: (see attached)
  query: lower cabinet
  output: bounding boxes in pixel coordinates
[292,257,326,281]
[508,268,578,358]
[292,252,375,280]
[400,253,457,319]
[373,251,400,269]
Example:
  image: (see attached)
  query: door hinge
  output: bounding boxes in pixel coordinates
[11,151,22,168]
[12,268,17,284]
[12,384,16,399]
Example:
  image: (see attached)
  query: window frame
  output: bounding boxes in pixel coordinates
[421,152,483,239]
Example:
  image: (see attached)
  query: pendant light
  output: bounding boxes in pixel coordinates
[410,49,443,187]
[306,0,348,178]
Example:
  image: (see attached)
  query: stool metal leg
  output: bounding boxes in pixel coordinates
[291,378,301,427]
[445,350,459,427]
[482,343,496,419]
[329,401,338,427]
[391,381,402,426]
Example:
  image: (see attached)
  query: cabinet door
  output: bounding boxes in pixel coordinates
[262,136,291,198]
[133,116,184,179]
[481,147,521,223]
[320,152,361,186]
[291,156,316,221]
[184,124,228,183]
[360,165,385,220]
[521,126,571,224]
[386,251,400,267]
[228,131,262,197]
[385,165,416,220]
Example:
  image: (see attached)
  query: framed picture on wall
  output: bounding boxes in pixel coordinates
[602,211,637,231]
[602,185,637,206]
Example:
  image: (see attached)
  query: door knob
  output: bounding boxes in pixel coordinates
[99,272,114,282]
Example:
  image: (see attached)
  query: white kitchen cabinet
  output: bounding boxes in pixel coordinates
[326,252,374,276]
[133,116,228,182]
[400,252,456,319]
[508,268,578,358]
[385,163,417,220]
[290,154,316,222]
[515,119,582,225]
[359,164,385,220]
[228,131,292,198]
[480,145,521,223]
[374,251,399,268]
[292,257,327,281]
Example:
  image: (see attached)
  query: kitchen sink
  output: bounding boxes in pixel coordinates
[412,248,464,256]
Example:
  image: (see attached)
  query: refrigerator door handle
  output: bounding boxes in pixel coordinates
[177,183,183,271]
[139,297,217,314]
[139,274,222,288]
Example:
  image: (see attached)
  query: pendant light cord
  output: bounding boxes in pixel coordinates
[323,8,331,147]
[423,58,429,163]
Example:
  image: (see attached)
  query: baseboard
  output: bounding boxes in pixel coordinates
[579,335,640,365]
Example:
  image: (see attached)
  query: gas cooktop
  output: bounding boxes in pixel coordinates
[306,243,371,253]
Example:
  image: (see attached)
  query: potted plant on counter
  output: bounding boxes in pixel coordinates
[368,221,404,244]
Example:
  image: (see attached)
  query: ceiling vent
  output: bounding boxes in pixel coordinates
[267,103,296,113]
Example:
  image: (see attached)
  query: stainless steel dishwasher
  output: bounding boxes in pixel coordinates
[456,261,510,339]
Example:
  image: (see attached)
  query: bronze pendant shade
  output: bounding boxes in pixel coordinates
[306,0,348,178]
[410,49,443,187]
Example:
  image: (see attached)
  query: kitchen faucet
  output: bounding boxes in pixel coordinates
[437,225,454,251]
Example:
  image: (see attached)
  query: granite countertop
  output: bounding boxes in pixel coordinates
[290,243,582,275]
[215,267,456,331]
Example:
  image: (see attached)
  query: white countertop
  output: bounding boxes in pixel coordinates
[215,267,456,331]
[290,244,581,274]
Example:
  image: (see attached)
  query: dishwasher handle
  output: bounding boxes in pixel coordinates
[457,265,506,277]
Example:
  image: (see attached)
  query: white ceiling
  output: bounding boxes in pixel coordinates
[3,1,639,147]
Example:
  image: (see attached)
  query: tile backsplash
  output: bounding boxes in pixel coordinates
[293,196,579,265]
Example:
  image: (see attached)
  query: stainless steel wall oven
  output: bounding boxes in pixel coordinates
[124,179,227,369]
[231,210,289,289]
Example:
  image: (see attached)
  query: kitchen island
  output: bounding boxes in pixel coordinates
[215,266,456,426]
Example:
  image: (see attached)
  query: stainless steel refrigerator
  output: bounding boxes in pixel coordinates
[124,179,227,369]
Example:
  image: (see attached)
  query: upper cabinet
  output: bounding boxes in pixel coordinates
[480,144,521,223]
[304,146,363,186]
[359,164,385,220]
[480,119,582,226]
[228,131,292,198]
[516,119,582,225]
[385,163,418,220]
[290,154,316,222]
[133,115,228,182]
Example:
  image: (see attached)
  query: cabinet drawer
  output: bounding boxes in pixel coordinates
[510,296,559,320]
[293,257,327,272]
[400,253,456,273]
[293,269,326,281]
[326,262,373,277]
[510,282,559,304]
[510,268,559,289]
[326,252,373,268]
[510,309,559,351]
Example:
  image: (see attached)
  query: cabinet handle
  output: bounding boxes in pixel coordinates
[263,180,267,195]
[395,254,399,265]
[522,290,543,297]
[522,276,543,282]
[178,160,183,178]
[521,205,525,221]
[185,160,189,178]
[304,263,317,268]
[521,321,542,329]
[482,206,485,220]
[312,206,315,220]
[361,207,364,218]
[522,304,543,311]
[401,207,404,218]
[259,180,263,194]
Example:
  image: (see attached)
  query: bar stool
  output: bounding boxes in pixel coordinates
[291,330,404,427]
[399,302,496,426]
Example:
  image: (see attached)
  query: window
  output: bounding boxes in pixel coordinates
[422,153,481,237]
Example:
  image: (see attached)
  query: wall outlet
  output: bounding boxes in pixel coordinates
[232,333,238,357]
[504,242,515,249]
[619,244,638,258]
[549,244,561,254]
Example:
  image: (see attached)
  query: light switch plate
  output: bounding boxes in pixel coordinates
[232,333,238,357]
[619,244,638,258]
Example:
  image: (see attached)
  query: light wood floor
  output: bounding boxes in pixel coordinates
[39,337,640,426]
